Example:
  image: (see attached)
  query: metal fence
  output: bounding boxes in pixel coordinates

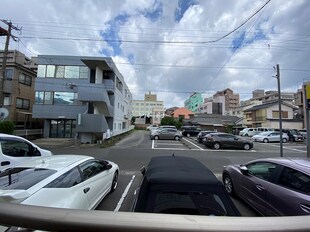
[0,203,309,232]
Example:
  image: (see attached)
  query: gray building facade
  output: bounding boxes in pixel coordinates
[33,55,132,143]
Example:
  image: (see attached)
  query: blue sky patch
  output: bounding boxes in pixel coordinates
[175,0,199,22]
[100,14,130,56]
[140,1,163,22]
[231,28,267,52]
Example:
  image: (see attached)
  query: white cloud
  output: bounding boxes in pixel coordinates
[1,0,309,108]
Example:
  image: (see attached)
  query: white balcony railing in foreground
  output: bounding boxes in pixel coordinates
[0,203,309,232]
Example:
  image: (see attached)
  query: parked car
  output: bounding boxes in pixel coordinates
[298,129,307,139]
[203,133,253,150]
[0,133,53,171]
[278,129,304,142]
[150,128,182,141]
[256,127,275,133]
[158,125,177,130]
[222,157,310,216]
[0,155,119,210]
[197,130,215,143]
[239,128,258,137]
[132,156,240,216]
[180,126,201,137]
[252,131,289,143]
[146,124,158,131]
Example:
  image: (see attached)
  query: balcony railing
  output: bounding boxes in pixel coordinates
[0,203,309,232]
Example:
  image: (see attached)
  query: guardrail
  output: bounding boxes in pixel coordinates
[0,203,309,232]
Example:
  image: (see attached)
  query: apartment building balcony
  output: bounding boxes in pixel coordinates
[78,81,114,102]
[32,104,86,119]
[76,114,109,133]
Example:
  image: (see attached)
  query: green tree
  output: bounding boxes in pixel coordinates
[0,121,15,134]
[160,117,182,129]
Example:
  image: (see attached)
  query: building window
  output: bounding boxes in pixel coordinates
[46,65,55,78]
[4,94,11,106]
[272,111,289,119]
[56,66,65,78]
[16,98,30,110]
[54,92,77,105]
[19,73,32,86]
[44,92,53,105]
[5,69,13,80]
[79,67,89,79]
[37,65,46,77]
[65,66,79,79]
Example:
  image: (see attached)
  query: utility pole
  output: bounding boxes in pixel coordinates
[0,20,21,107]
[275,64,283,157]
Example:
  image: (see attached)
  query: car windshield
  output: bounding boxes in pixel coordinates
[0,168,56,190]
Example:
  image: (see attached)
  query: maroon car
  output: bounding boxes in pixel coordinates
[222,157,310,216]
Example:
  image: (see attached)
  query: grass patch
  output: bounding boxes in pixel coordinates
[100,130,134,148]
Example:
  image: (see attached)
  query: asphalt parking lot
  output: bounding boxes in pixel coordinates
[152,135,307,153]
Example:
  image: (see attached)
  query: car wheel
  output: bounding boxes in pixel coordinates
[174,136,180,141]
[213,142,220,150]
[244,133,248,137]
[263,138,269,143]
[283,138,287,143]
[223,174,235,196]
[243,143,251,150]
[198,138,202,143]
[110,171,118,193]
[154,135,159,140]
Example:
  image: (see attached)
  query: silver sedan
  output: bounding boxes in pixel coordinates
[252,131,289,143]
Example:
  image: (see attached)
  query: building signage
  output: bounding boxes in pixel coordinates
[306,85,310,109]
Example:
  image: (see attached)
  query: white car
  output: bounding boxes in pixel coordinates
[146,124,158,131]
[252,131,289,143]
[0,155,119,210]
[0,133,53,170]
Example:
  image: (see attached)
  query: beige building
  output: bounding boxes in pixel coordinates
[0,50,40,129]
[213,88,240,114]
[132,92,164,124]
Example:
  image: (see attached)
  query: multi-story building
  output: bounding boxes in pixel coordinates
[241,89,295,106]
[213,88,240,114]
[132,92,164,124]
[32,55,132,143]
[184,92,203,113]
[0,50,39,129]
[197,96,224,114]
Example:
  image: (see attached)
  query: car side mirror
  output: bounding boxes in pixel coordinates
[33,147,41,156]
[140,166,146,175]
[240,165,249,175]
[106,163,112,170]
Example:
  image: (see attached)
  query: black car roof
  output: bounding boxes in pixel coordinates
[145,156,221,185]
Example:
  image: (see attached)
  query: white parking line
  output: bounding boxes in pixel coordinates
[114,175,135,212]
[267,144,306,153]
[182,138,204,150]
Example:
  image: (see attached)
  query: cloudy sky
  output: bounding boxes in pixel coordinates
[1,0,309,108]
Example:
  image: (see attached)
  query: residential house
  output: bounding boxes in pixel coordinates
[32,55,132,143]
[0,50,40,129]
[171,107,194,121]
[186,113,241,132]
[243,100,302,129]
